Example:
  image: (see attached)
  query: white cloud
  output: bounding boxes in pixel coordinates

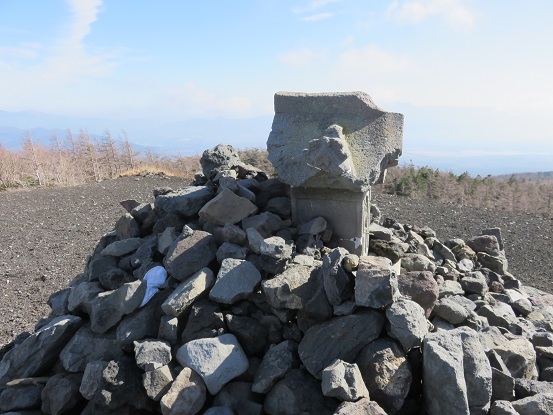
[279,48,328,68]
[293,0,344,14]
[0,43,41,60]
[303,12,334,22]
[387,0,477,27]
[338,44,416,74]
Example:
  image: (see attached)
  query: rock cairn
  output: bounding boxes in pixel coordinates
[1,145,553,415]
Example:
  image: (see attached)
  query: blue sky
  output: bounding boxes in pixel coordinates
[1,0,552,174]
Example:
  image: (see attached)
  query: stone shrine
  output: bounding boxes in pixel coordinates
[267,91,404,255]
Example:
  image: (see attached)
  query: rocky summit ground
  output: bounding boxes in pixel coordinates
[0,176,551,347]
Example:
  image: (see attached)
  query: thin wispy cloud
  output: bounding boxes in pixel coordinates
[292,0,344,14]
[279,48,328,68]
[387,0,477,27]
[302,12,334,22]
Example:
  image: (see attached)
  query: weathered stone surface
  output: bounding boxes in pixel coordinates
[162,267,215,317]
[252,340,299,394]
[216,242,248,262]
[321,359,369,401]
[467,235,501,257]
[214,223,247,245]
[160,367,206,415]
[356,338,412,414]
[297,216,327,236]
[298,312,385,379]
[41,372,83,414]
[386,298,429,352]
[59,325,123,372]
[199,188,258,225]
[478,252,508,275]
[265,196,291,217]
[176,334,249,395]
[209,259,261,304]
[0,315,82,385]
[264,369,339,415]
[116,289,170,352]
[181,299,227,343]
[262,265,313,310]
[164,229,217,281]
[211,381,263,415]
[267,91,403,191]
[200,144,241,179]
[433,297,470,325]
[333,398,388,415]
[369,239,407,263]
[100,238,143,257]
[460,271,489,297]
[260,236,293,260]
[322,247,354,306]
[494,338,538,380]
[134,339,172,371]
[79,356,148,410]
[397,271,439,318]
[511,393,553,415]
[154,186,214,217]
[355,256,399,308]
[115,212,141,240]
[478,303,517,329]
[89,280,146,333]
[490,400,519,415]
[143,365,173,402]
[439,280,465,298]
[492,367,515,401]
[423,327,492,415]
[0,381,45,412]
[401,253,437,273]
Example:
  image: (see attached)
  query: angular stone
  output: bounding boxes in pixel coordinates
[515,378,553,398]
[199,188,258,226]
[216,242,248,262]
[478,252,508,275]
[154,186,214,217]
[89,280,146,334]
[200,144,241,179]
[386,298,429,352]
[225,314,268,357]
[262,265,313,310]
[494,338,538,380]
[252,340,299,394]
[356,338,412,414]
[209,259,261,304]
[60,325,123,372]
[211,381,263,415]
[0,315,82,386]
[181,299,227,343]
[260,236,293,260]
[355,256,399,308]
[267,91,403,191]
[214,223,247,245]
[162,267,215,317]
[333,398,388,415]
[397,272,437,318]
[160,367,206,415]
[158,315,179,346]
[265,196,291,217]
[164,229,217,281]
[401,253,437,272]
[131,202,152,223]
[490,400,518,415]
[242,212,283,238]
[0,381,44,412]
[369,239,407,263]
[492,367,515,401]
[264,369,339,415]
[47,288,71,317]
[460,271,489,297]
[467,235,501,257]
[79,356,148,410]
[423,327,492,415]
[298,312,385,379]
[322,247,354,306]
[143,365,174,402]
[115,213,141,240]
[134,339,172,371]
[176,334,249,395]
[478,303,517,329]
[433,297,470,325]
[41,372,84,415]
[157,226,178,256]
[116,289,170,352]
[433,240,457,262]
[297,216,327,235]
[511,393,553,415]
[439,280,465,298]
[321,359,369,401]
[100,238,143,257]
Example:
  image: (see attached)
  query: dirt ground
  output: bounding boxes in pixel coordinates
[0,177,552,347]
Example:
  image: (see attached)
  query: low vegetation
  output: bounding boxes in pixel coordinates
[377,164,553,216]
[1,136,551,217]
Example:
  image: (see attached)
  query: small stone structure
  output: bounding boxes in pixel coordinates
[267,91,403,255]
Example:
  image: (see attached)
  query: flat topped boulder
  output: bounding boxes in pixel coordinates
[267,91,403,191]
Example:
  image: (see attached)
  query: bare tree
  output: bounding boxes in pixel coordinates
[119,129,140,172]
[22,132,44,186]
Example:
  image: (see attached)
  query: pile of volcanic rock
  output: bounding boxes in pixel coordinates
[2,145,553,415]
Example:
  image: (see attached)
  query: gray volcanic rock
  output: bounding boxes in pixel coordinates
[298,312,385,379]
[164,229,217,281]
[154,186,214,217]
[199,188,258,225]
[0,315,82,385]
[209,259,261,304]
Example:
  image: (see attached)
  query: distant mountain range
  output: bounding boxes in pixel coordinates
[0,109,273,156]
